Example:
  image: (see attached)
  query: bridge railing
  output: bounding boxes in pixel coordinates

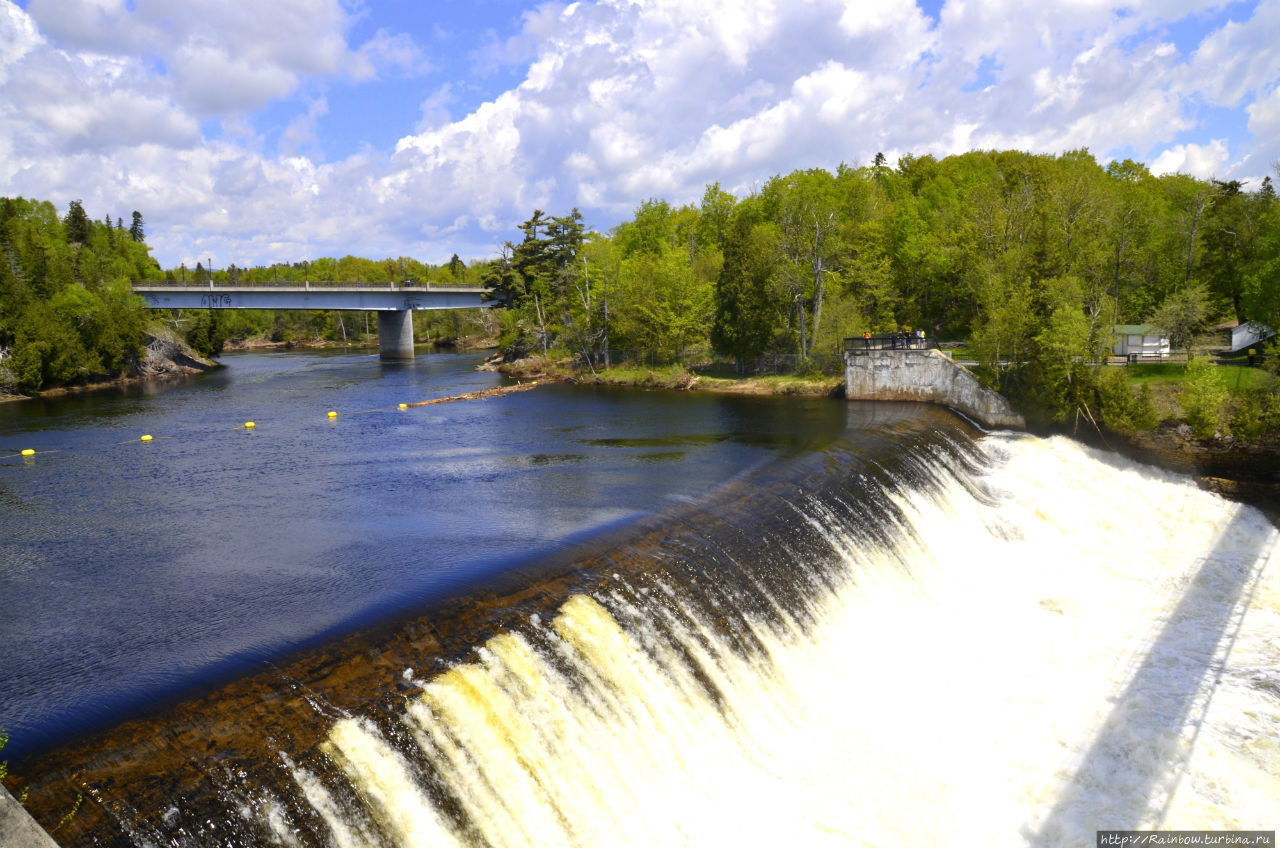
[132,280,486,290]
[844,333,935,352]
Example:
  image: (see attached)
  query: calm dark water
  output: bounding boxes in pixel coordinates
[0,351,852,757]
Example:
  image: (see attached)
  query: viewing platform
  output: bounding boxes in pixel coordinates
[844,332,934,352]
[843,335,1025,431]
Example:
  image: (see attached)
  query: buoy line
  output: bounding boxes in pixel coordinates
[117,434,173,444]
[1,382,542,460]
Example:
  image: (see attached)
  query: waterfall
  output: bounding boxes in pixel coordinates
[15,425,1280,847]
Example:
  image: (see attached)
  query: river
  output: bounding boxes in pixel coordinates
[1,351,1277,846]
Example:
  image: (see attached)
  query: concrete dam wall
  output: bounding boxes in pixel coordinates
[845,348,1026,430]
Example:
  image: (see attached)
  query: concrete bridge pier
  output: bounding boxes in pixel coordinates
[377,310,416,360]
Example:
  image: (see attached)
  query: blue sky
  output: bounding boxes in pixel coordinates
[2,0,1278,269]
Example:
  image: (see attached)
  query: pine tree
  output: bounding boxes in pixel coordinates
[710,213,777,368]
[129,211,145,243]
[63,200,90,244]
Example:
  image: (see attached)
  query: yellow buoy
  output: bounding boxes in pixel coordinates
[327,411,338,418]
[21,448,35,456]
[244,421,255,429]
[398,403,408,410]
[141,434,153,442]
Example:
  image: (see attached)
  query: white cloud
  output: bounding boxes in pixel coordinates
[0,16,199,159]
[1188,1,1280,107]
[23,0,369,114]
[169,41,302,115]
[350,29,432,82]
[279,97,330,157]
[2,0,1279,269]
[1149,139,1230,178]
[1243,82,1280,183]
[415,84,456,133]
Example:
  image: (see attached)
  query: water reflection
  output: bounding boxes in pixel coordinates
[0,351,855,756]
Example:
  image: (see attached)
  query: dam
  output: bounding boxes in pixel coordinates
[1,351,1276,846]
[844,336,1026,430]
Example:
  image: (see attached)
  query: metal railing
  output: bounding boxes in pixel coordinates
[844,333,935,352]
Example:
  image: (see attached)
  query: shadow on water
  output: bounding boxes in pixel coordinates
[1028,505,1276,846]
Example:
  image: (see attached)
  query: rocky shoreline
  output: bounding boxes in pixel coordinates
[0,327,219,403]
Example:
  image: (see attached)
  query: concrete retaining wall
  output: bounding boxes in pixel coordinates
[1,785,59,848]
[845,349,1025,430]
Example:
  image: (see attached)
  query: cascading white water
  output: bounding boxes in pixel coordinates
[276,432,1278,848]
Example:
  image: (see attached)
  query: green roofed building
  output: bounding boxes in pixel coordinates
[1112,324,1170,360]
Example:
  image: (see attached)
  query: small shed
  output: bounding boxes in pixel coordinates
[1112,324,1170,360]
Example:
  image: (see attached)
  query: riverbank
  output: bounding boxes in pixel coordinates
[498,354,1280,518]
[0,327,218,403]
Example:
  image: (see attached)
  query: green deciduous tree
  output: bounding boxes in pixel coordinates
[762,169,843,356]
[1150,283,1212,359]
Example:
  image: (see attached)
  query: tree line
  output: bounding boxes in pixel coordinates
[485,149,1279,424]
[4,148,1278,421]
[0,194,493,391]
[1,197,159,391]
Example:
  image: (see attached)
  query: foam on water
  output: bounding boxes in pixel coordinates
[286,433,1278,846]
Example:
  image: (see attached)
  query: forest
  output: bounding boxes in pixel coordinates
[481,147,1280,432]
[2,148,1278,431]
[485,150,1279,428]
[0,198,159,392]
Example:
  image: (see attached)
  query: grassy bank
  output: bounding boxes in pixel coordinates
[1125,362,1271,391]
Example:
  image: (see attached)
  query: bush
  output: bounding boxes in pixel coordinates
[1180,356,1229,439]
[1230,390,1268,439]
[1097,367,1160,432]
[1097,367,1135,430]
[1132,383,1160,430]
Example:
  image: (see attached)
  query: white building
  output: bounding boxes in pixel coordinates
[1224,320,1275,353]
[1112,324,1170,360]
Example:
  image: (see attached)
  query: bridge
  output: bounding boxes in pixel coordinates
[132,281,494,360]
